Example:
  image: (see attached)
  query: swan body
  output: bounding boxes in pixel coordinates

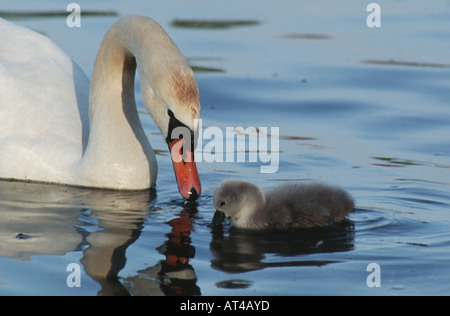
[0,16,201,200]
[212,179,354,230]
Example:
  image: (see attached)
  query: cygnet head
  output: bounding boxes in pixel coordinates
[212,179,265,228]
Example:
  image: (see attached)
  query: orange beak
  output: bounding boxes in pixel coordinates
[168,138,201,201]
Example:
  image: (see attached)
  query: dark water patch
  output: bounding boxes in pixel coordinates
[191,65,226,73]
[362,59,450,69]
[371,157,450,169]
[280,33,332,40]
[215,279,253,289]
[0,10,118,20]
[171,19,261,29]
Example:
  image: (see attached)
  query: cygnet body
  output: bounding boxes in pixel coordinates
[212,179,354,230]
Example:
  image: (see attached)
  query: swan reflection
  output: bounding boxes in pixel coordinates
[0,180,199,295]
[124,206,200,296]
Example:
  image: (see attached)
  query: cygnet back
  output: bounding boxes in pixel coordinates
[263,183,354,229]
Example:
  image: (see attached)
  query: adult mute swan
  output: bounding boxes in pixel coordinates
[212,179,354,230]
[0,15,201,201]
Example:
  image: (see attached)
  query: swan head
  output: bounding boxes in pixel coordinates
[140,65,201,201]
[212,179,265,228]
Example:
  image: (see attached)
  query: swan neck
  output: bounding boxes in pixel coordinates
[81,17,160,189]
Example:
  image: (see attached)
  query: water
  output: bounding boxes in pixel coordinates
[1,0,450,295]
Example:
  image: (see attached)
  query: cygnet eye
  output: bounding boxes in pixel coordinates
[220,201,226,207]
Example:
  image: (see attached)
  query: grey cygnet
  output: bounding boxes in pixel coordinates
[212,179,354,230]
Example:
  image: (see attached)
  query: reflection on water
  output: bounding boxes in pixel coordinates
[0,181,201,295]
[124,206,201,296]
[0,179,357,295]
[80,203,149,295]
[210,219,354,274]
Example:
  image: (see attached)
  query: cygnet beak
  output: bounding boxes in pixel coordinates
[212,210,226,227]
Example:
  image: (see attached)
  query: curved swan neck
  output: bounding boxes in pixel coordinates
[90,15,197,128]
[81,15,200,190]
[89,15,198,133]
[82,16,177,189]
[89,16,166,117]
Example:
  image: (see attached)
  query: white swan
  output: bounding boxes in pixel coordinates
[212,179,354,230]
[0,15,201,200]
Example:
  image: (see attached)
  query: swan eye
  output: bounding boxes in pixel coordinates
[167,109,174,118]
[220,201,226,207]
